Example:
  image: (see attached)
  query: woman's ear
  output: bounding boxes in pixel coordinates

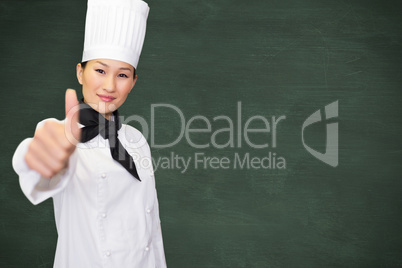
[130,74,138,93]
[76,63,83,85]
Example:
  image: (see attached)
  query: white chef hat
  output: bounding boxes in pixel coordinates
[82,0,150,69]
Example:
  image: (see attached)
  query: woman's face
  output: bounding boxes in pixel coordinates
[76,59,137,119]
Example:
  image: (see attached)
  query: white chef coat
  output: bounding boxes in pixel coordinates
[12,118,167,268]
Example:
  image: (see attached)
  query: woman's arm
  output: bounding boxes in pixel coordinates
[12,89,81,205]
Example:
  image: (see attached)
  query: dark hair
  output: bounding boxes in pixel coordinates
[80,61,137,78]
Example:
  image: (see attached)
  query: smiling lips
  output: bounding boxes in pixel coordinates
[97,94,116,102]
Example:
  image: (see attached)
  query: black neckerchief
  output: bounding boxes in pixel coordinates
[78,99,141,181]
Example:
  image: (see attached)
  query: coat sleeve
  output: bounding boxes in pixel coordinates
[12,118,78,205]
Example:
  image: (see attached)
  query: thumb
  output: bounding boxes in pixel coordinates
[65,89,81,144]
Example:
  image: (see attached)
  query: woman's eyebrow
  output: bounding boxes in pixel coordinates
[95,61,108,67]
[119,67,133,72]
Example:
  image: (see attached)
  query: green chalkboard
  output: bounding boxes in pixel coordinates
[1,0,402,267]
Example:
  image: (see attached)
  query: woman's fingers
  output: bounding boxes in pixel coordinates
[27,122,75,178]
[34,126,69,169]
[25,141,58,178]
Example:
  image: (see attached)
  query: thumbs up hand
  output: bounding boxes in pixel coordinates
[25,89,81,178]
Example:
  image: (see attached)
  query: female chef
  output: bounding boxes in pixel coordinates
[12,0,166,267]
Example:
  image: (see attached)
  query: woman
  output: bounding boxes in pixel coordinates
[12,0,166,267]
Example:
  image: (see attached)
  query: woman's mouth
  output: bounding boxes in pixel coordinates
[97,94,116,102]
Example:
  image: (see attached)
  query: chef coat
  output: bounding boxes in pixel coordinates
[12,118,167,268]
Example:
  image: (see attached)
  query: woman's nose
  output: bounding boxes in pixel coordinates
[103,75,115,92]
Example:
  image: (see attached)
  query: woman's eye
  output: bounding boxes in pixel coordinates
[95,69,105,74]
[118,73,128,78]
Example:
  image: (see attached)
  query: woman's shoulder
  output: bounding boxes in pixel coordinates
[120,124,144,139]
[120,124,150,153]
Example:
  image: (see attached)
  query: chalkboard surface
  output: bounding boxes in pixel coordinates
[1,0,402,267]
